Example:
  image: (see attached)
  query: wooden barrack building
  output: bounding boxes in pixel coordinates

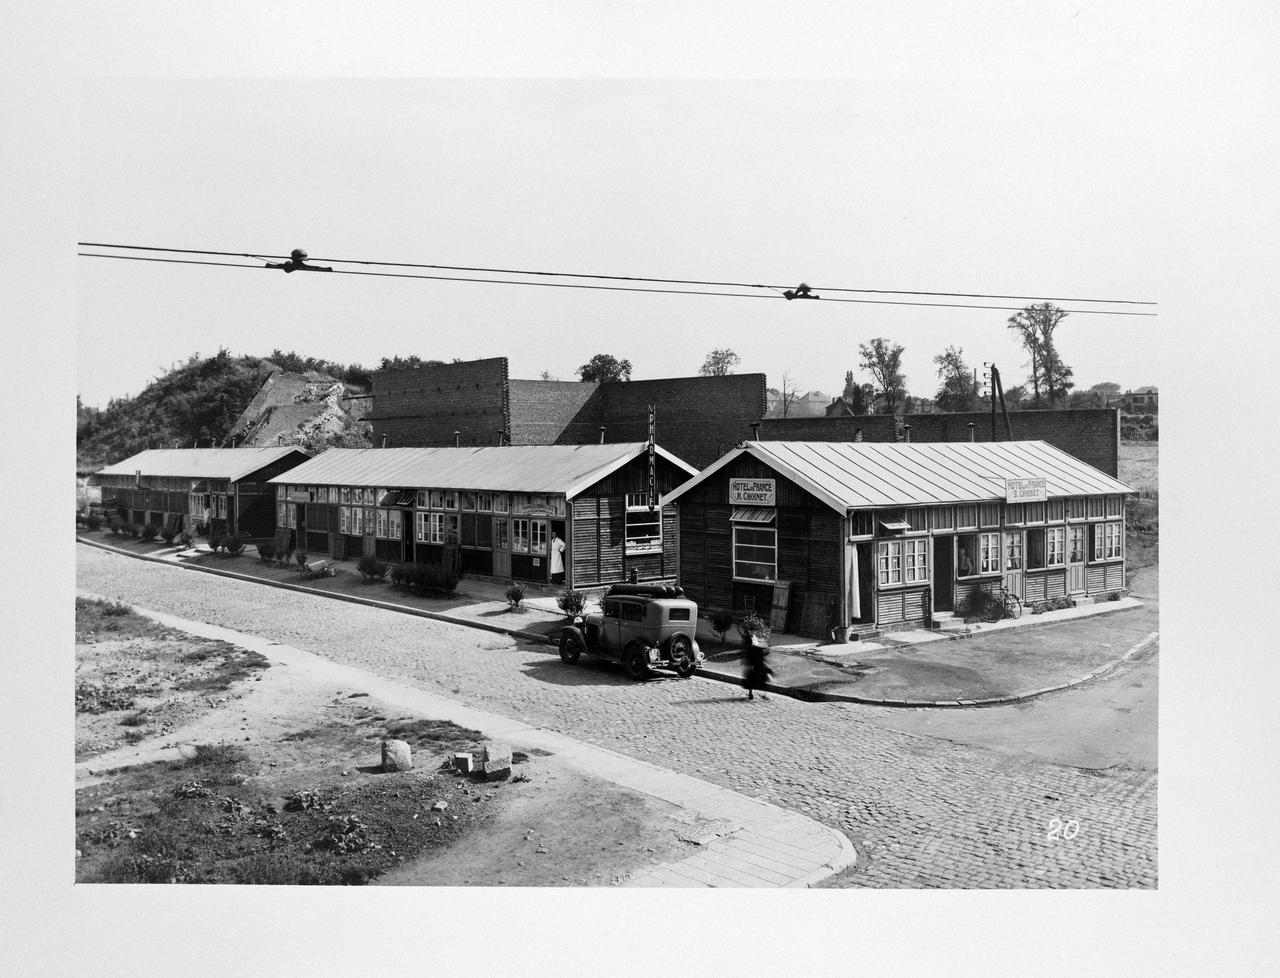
[662,440,1135,638]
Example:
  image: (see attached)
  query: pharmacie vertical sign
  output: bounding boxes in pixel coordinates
[647,404,657,511]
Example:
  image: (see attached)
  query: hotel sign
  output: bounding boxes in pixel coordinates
[730,478,775,506]
[1005,478,1047,503]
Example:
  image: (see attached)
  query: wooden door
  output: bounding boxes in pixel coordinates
[492,516,511,577]
[932,536,954,612]
[1067,524,1087,593]
[1002,530,1025,600]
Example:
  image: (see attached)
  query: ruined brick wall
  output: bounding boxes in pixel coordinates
[507,380,600,445]
[368,358,510,447]
[759,408,1121,476]
[369,361,767,468]
[594,374,768,469]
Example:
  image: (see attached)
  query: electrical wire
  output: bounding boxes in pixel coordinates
[78,247,1159,315]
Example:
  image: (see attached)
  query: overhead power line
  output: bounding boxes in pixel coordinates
[77,242,1159,314]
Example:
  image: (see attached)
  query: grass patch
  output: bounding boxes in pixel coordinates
[75,597,174,642]
[77,729,493,885]
[175,644,270,693]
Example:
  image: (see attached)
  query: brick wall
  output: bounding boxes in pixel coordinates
[371,359,768,469]
[507,380,600,445]
[368,358,510,447]
[761,408,1120,476]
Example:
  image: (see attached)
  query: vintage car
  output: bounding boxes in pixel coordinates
[558,584,704,680]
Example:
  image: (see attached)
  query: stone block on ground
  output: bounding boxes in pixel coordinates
[453,752,474,774]
[481,741,512,780]
[381,738,413,772]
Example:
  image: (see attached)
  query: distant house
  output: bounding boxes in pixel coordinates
[1124,386,1158,412]
[766,389,832,419]
[92,447,311,539]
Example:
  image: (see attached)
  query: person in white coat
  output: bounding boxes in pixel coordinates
[550,530,567,585]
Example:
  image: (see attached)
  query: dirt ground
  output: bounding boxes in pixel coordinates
[75,599,702,885]
[1119,441,1158,494]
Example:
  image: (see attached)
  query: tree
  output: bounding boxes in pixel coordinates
[1006,303,1075,407]
[932,345,980,412]
[577,353,632,383]
[841,370,871,415]
[776,373,800,417]
[538,370,560,382]
[699,348,740,376]
[858,338,907,414]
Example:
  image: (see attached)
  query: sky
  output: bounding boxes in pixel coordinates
[77,75,1168,407]
[9,1,1280,974]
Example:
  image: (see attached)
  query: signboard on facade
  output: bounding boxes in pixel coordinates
[1005,478,1047,503]
[730,478,776,505]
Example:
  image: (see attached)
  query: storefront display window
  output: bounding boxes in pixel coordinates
[733,525,776,582]
[624,492,662,552]
[877,540,901,585]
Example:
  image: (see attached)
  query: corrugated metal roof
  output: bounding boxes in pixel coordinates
[266,444,698,499]
[96,447,309,482]
[662,440,1133,512]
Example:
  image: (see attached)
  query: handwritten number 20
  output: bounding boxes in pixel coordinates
[1047,818,1080,841]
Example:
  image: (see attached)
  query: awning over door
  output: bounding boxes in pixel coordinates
[731,506,776,524]
[379,490,416,508]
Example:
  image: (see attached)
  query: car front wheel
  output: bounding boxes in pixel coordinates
[559,633,581,664]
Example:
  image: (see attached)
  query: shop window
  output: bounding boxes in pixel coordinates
[461,491,477,511]
[733,525,777,583]
[979,503,1000,527]
[493,494,509,513]
[956,504,978,530]
[1048,498,1065,522]
[416,490,430,509]
[1005,503,1024,525]
[1088,496,1105,519]
[903,538,929,583]
[388,510,402,540]
[1092,521,1123,560]
[375,509,388,539]
[906,508,928,532]
[625,493,663,552]
[877,540,902,585]
[1024,501,1046,524]
[1106,495,1123,517]
[530,520,548,553]
[512,518,530,553]
[363,508,375,534]
[477,492,492,512]
[278,502,288,528]
[979,532,1001,573]
[1067,497,1086,520]
[340,507,350,534]
[415,512,430,543]
[348,508,362,536]
[474,516,492,549]
[427,512,445,544]
[494,518,509,550]
[341,487,352,504]
[1004,533,1023,570]
[444,491,459,511]
[430,490,446,509]
[929,506,954,532]
[1047,526,1065,566]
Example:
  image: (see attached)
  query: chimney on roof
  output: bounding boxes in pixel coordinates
[968,422,975,443]
[381,433,389,448]
[599,426,606,444]
[750,422,761,441]
[904,424,912,443]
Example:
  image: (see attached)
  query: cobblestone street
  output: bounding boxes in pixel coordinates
[77,547,1157,888]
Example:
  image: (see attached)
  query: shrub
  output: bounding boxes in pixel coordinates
[107,518,122,535]
[710,609,736,646]
[223,534,245,556]
[736,612,770,643]
[389,563,458,596]
[178,530,194,549]
[295,551,309,570]
[127,523,143,538]
[159,524,177,544]
[208,532,224,553]
[505,583,526,609]
[556,589,586,617]
[257,541,277,563]
[86,514,102,531]
[140,523,159,542]
[356,555,389,582]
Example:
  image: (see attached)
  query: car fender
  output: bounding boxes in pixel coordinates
[559,624,588,654]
